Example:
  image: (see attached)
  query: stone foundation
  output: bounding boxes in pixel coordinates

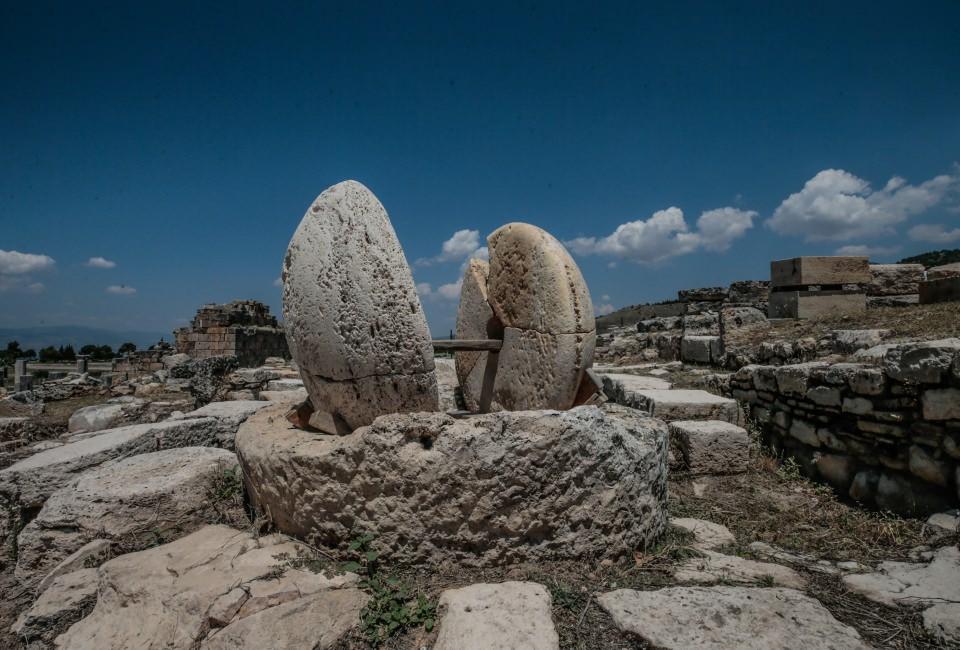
[174,300,289,367]
[236,401,668,566]
[730,339,960,515]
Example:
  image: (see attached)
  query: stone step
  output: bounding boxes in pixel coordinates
[610,388,740,425]
[668,420,750,474]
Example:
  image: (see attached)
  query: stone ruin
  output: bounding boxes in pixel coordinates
[174,300,289,367]
[237,180,668,566]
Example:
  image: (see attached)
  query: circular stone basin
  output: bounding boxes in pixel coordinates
[236,401,668,567]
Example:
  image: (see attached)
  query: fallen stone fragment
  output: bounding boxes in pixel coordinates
[674,549,806,589]
[237,400,667,566]
[12,568,98,645]
[172,399,272,448]
[617,389,741,424]
[747,542,840,575]
[54,525,365,649]
[668,420,750,474]
[926,511,959,532]
[282,180,438,429]
[597,586,868,649]
[600,372,672,392]
[434,582,559,650]
[455,259,497,412]
[670,517,735,550]
[923,603,960,645]
[843,545,960,608]
[37,538,113,593]
[15,447,240,587]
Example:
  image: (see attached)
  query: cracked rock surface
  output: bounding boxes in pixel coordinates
[282,180,438,429]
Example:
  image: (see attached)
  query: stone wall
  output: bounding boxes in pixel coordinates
[174,300,289,367]
[111,350,167,381]
[729,339,960,515]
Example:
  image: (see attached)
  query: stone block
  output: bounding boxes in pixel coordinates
[771,256,870,288]
[868,264,925,296]
[768,290,866,319]
[630,389,740,424]
[929,262,960,280]
[883,339,960,384]
[681,335,721,364]
[668,420,750,474]
[789,419,820,447]
[920,276,960,304]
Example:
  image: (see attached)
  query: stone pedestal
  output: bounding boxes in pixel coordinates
[768,291,866,319]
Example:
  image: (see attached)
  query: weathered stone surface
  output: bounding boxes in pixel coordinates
[434,582,559,650]
[172,400,272,448]
[883,338,960,383]
[624,389,740,424]
[771,256,870,287]
[493,328,595,411]
[719,307,768,334]
[598,586,867,649]
[928,262,960,280]
[681,335,721,364]
[829,329,890,354]
[433,357,460,412]
[16,447,239,587]
[768,291,866,319]
[37,538,112,594]
[237,401,667,566]
[668,420,750,474]
[674,550,806,588]
[924,603,960,645]
[926,511,959,532]
[54,525,365,649]
[0,417,220,563]
[868,264,924,296]
[922,388,960,420]
[637,316,682,332]
[12,568,98,644]
[282,180,438,429]
[486,222,593,334]
[455,259,495,411]
[920,276,960,304]
[67,401,130,433]
[683,313,720,336]
[600,372,672,393]
[670,518,735,550]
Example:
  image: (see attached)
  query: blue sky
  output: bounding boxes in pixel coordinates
[2,1,959,337]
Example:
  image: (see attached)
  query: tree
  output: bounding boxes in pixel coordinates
[118,342,137,355]
[2,341,21,365]
[38,346,60,362]
[60,345,76,361]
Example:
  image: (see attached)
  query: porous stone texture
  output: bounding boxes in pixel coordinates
[732,346,960,515]
[67,401,129,433]
[236,401,668,566]
[281,180,438,429]
[12,568,99,644]
[597,586,868,649]
[600,372,672,392]
[434,582,559,650]
[455,259,497,411]
[828,329,890,354]
[171,399,272,448]
[433,357,461,412]
[681,335,722,364]
[612,389,740,425]
[668,420,750,474]
[485,223,596,410]
[868,264,925,296]
[54,525,366,649]
[37,538,112,594]
[0,417,220,564]
[670,518,735,550]
[15,447,239,588]
[673,550,806,588]
[928,262,960,280]
[771,256,871,287]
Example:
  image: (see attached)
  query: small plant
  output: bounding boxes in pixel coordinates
[758,574,776,587]
[208,464,244,503]
[544,579,585,611]
[776,457,803,482]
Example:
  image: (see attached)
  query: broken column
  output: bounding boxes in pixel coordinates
[14,358,31,392]
[281,180,438,430]
[76,355,89,374]
[768,256,869,319]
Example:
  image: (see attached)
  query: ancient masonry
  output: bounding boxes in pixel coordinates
[731,339,960,516]
[174,300,288,367]
[768,256,869,319]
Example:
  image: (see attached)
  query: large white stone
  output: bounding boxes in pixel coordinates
[668,420,751,474]
[599,372,672,392]
[54,525,365,649]
[15,447,239,587]
[67,401,128,433]
[282,180,438,429]
[0,417,220,564]
[434,582,559,650]
[597,586,868,649]
[12,568,99,644]
[673,549,806,588]
[670,517,735,550]
[172,399,272,448]
[455,259,496,411]
[236,401,667,566]
[623,389,740,424]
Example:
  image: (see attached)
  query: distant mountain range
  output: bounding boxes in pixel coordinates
[0,325,171,352]
[899,248,960,267]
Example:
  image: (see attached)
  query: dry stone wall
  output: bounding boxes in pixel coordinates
[174,300,289,368]
[730,339,960,515]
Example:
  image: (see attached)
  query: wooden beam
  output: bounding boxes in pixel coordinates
[432,339,503,352]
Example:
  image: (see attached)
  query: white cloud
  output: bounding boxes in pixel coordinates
[908,223,960,244]
[566,206,756,264]
[417,229,485,266]
[834,244,901,258]
[601,294,611,301]
[273,277,283,287]
[437,279,462,300]
[0,249,55,275]
[595,303,615,316]
[767,169,959,241]
[0,277,46,293]
[106,285,137,295]
[85,256,116,269]
[415,282,433,297]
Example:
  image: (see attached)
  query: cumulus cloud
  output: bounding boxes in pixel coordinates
[595,303,615,316]
[767,169,959,241]
[85,256,116,269]
[417,229,486,266]
[106,285,137,295]
[273,277,283,287]
[908,223,960,244]
[437,279,462,300]
[415,282,433,297]
[565,206,756,264]
[834,244,901,258]
[0,249,55,275]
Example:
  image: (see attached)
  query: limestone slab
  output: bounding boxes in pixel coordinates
[670,517,735,550]
[771,256,870,287]
[629,389,740,424]
[668,420,750,474]
[455,259,494,411]
[12,568,99,644]
[600,372,672,392]
[674,550,806,588]
[282,180,438,429]
[598,586,868,649]
[434,582,559,650]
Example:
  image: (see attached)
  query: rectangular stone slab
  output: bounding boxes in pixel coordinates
[668,420,751,474]
[771,256,870,288]
[629,389,741,424]
[768,291,866,319]
[919,276,960,304]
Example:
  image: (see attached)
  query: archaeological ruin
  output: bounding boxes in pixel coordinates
[174,300,289,367]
